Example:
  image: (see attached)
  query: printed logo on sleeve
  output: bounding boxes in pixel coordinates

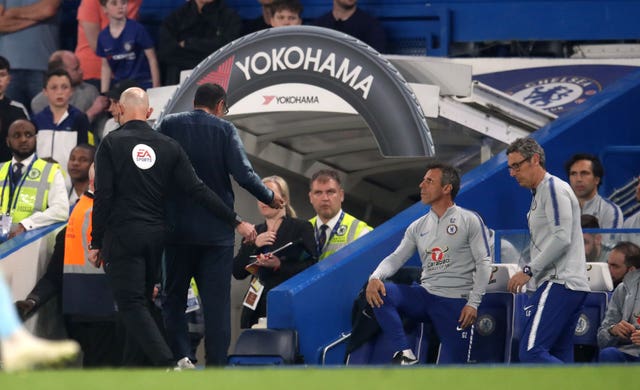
[132,144,156,170]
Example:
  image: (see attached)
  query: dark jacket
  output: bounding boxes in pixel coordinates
[158,109,273,246]
[157,0,242,70]
[91,119,237,248]
[233,216,318,328]
[0,96,29,161]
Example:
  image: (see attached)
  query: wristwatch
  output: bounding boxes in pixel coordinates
[522,265,533,277]
[88,243,100,250]
[234,214,243,227]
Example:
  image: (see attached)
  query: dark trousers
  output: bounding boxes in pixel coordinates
[102,229,174,367]
[65,319,123,367]
[163,244,233,366]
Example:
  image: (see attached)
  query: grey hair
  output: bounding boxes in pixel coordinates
[506,137,546,168]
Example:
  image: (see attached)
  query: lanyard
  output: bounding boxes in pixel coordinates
[315,211,345,255]
[0,159,36,214]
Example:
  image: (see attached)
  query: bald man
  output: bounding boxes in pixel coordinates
[88,88,256,368]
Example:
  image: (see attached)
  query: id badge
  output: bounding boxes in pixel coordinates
[242,276,264,310]
[185,284,200,314]
[0,214,12,239]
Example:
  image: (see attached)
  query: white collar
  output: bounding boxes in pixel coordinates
[315,209,344,231]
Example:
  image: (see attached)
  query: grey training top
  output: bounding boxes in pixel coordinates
[370,204,492,309]
[528,173,590,292]
[597,269,640,357]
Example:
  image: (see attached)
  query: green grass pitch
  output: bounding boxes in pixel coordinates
[0,365,632,390]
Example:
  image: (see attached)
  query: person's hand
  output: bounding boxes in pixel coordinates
[630,329,640,345]
[86,95,109,118]
[609,320,636,339]
[458,305,477,330]
[255,253,281,270]
[236,221,256,242]
[269,192,285,209]
[8,223,26,239]
[255,231,276,248]
[88,248,102,268]
[507,271,530,293]
[15,299,36,321]
[365,278,386,308]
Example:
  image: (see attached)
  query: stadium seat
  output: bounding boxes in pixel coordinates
[585,262,614,292]
[573,291,609,361]
[345,321,430,365]
[469,292,515,363]
[228,329,300,366]
[485,264,521,293]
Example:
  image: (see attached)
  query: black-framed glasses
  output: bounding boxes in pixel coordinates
[508,156,531,171]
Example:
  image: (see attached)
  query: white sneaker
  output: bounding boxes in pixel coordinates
[1,329,80,372]
[173,357,196,371]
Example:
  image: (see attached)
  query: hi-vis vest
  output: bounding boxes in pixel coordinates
[0,159,58,223]
[62,193,116,317]
[310,213,372,260]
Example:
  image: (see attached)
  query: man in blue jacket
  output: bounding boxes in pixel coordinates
[157,83,283,366]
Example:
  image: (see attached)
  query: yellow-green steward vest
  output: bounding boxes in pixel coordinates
[0,159,59,224]
[310,212,372,260]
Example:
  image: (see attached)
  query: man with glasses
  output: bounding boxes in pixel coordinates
[0,119,68,240]
[157,83,284,367]
[506,137,590,363]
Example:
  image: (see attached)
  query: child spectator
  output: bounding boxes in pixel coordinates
[33,69,93,185]
[269,0,303,27]
[96,0,160,93]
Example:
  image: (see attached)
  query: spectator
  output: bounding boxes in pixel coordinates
[506,138,589,363]
[308,169,372,260]
[233,175,318,329]
[67,144,96,205]
[0,271,79,372]
[622,177,640,246]
[32,68,93,180]
[97,0,160,93]
[243,0,274,34]
[0,56,29,162]
[14,164,123,367]
[75,0,141,90]
[88,87,255,368]
[565,153,623,229]
[99,79,139,140]
[607,241,638,288]
[31,51,108,126]
[597,245,640,363]
[269,0,303,27]
[157,0,243,85]
[582,214,609,262]
[314,0,387,53]
[157,83,283,367]
[0,0,61,109]
[366,163,491,365]
[0,119,69,240]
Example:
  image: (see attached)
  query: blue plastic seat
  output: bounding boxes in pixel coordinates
[228,329,299,366]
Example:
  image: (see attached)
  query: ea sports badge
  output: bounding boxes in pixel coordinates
[132,144,156,170]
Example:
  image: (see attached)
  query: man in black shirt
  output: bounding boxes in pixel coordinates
[88,87,255,368]
[0,56,29,161]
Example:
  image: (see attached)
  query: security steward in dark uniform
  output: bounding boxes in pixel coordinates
[88,87,257,368]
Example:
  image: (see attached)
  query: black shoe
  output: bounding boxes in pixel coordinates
[391,351,418,365]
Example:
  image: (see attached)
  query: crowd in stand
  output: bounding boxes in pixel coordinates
[0,0,639,372]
